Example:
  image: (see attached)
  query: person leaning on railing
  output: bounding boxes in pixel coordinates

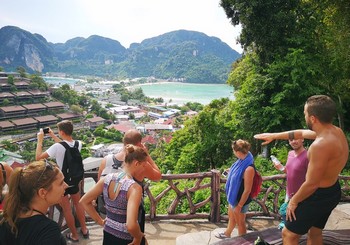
[80,144,152,245]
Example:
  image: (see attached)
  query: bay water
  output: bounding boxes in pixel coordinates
[44,77,235,105]
[132,82,235,105]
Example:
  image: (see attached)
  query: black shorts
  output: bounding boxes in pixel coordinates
[102,230,145,245]
[286,181,341,235]
[64,184,80,196]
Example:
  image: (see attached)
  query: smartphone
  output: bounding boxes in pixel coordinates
[222,170,228,177]
[43,127,50,134]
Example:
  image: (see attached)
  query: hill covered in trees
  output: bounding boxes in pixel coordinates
[151,0,350,174]
[0,26,240,83]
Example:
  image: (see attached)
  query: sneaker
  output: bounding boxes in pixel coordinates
[215,232,230,239]
[278,221,285,230]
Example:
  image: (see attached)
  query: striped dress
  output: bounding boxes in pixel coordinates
[103,173,136,241]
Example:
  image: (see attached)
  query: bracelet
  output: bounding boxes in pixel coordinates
[237,203,243,208]
[288,131,295,140]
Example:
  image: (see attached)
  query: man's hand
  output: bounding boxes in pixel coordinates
[37,128,44,142]
[47,127,55,137]
[140,143,149,154]
[254,133,275,145]
[286,199,298,222]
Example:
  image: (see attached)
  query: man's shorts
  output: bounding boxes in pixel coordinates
[286,181,341,235]
[64,180,81,196]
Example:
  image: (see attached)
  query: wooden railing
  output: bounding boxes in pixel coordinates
[49,171,350,229]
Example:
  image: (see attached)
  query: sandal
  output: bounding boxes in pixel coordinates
[65,233,79,243]
[80,229,90,239]
[215,232,230,239]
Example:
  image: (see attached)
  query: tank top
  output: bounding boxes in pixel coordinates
[103,173,136,240]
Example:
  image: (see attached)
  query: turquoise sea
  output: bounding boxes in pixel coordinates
[132,82,235,105]
[43,76,83,85]
[43,77,235,105]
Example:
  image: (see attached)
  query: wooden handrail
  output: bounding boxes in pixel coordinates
[49,171,350,230]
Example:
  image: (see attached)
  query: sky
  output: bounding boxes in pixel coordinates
[0,0,242,53]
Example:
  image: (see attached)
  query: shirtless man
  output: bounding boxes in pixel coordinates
[254,95,348,245]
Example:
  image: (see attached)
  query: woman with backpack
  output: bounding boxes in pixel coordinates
[0,161,68,245]
[215,139,255,239]
[80,144,149,245]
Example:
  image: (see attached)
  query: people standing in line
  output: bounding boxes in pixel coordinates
[80,144,150,245]
[98,128,161,242]
[0,162,13,211]
[0,161,68,245]
[254,95,348,245]
[215,139,255,239]
[35,120,89,243]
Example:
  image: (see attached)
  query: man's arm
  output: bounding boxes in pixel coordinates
[48,128,61,143]
[140,143,161,181]
[254,129,316,145]
[36,129,49,160]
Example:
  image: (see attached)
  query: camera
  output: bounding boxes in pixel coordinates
[43,127,50,134]
[222,170,228,177]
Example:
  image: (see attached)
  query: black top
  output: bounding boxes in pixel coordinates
[0,215,66,245]
[237,179,252,206]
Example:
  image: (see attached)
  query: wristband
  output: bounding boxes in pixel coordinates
[288,131,295,140]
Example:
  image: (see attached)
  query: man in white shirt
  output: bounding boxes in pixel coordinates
[36,120,88,242]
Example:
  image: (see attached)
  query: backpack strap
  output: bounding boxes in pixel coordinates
[60,141,79,150]
[59,141,70,149]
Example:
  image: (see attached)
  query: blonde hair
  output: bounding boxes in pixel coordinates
[232,139,251,154]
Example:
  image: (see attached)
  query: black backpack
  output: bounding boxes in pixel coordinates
[60,141,84,186]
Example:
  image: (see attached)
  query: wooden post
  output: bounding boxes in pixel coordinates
[210,169,221,222]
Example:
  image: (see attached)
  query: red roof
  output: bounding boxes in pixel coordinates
[142,135,157,145]
[162,135,173,143]
[112,123,134,134]
[163,118,174,125]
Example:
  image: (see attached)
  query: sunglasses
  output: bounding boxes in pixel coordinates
[36,160,54,187]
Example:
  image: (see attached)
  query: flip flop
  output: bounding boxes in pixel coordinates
[80,229,89,239]
[65,233,79,243]
[215,232,230,239]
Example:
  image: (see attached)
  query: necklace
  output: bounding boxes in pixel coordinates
[32,208,46,216]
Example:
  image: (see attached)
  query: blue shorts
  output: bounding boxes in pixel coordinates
[230,203,249,213]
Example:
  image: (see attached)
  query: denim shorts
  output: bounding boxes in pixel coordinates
[229,203,249,213]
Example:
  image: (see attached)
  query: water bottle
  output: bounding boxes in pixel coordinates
[270,155,285,171]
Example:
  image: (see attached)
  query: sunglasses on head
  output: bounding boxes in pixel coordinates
[36,160,54,186]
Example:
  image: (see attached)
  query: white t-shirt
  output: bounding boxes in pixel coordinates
[46,140,82,169]
[101,153,122,177]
